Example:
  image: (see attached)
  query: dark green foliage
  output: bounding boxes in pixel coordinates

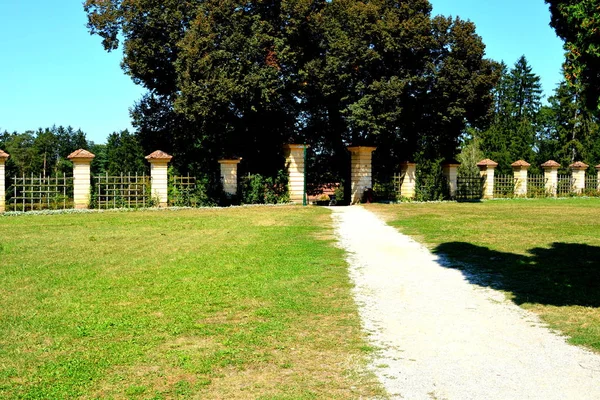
[0,126,90,178]
[478,57,543,173]
[85,0,499,185]
[538,79,600,172]
[105,130,147,175]
[414,158,448,201]
[240,170,289,205]
[546,0,600,113]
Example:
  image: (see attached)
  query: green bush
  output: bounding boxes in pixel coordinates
[240,170,289,204]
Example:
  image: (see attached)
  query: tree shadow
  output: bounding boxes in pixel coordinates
[433,242,600,307]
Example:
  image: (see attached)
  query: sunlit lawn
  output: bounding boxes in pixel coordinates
[368,198,600,352]
[0,207,382,399]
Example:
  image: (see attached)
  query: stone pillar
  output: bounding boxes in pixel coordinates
[68,149,95,209]
[284,144,309,204]
[218,158,241,197]
[511,160,530,197]
[477,159,498,199]
[596,165,600,191]
[0,150,9,213]
[570,161,588,194]
[442,162,460,198]
[541,160,560,197]
[347,146,377,205]
[145,150,173,207]
[399,162,417,199]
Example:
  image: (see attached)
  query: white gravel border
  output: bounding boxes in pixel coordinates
[330,206,600,400]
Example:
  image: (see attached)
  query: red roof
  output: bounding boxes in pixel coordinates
[570,161,589,169]
[477,159,498,167]
[145,150,173,161]
[511,160,531,167]
[0,149,9,159]
[67,149,95,159]
[541,160,560,168]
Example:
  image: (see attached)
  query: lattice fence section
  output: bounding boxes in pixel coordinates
[584,174,600,195]
[527,174,547,198]
[169,175,198,206]
[392,172,405,197]
[8,173,73,211]
[494,175,516,198]
[92,173,151,209]
[456,174,484,201]
[557,175,575,197]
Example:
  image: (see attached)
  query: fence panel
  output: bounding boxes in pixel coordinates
[456,174,484,201]
[169,175,198,206]
[8,173,73,212]
[527,174,547,198]
[557,175,574,197]
[92,173,151,209]
[494,175,516,198]
[585,175,599,195]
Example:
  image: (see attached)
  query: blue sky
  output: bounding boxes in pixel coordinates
[0,0,564,144]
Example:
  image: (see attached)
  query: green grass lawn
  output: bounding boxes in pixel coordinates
[368,198,600,352]
[0,207,382,399]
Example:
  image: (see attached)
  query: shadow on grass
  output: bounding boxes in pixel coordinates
[433,242,600,307]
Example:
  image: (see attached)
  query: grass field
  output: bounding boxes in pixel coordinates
[368,198,600,352]
[0,207,383,399]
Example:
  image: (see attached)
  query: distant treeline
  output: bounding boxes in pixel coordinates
[0,127,146,178]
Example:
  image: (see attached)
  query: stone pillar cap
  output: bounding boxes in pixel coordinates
[347,146,377,152]
[399,161,417,166]
[0,149,9,160]
[596,164,600,171]
[570,161,589,170]
[284,144,310,150]
[511,160,531,168]
[541,160,560,168]
[218,158,242,164]
[477,159,498,167]
[67,149,95,160]
[145,150,173,162]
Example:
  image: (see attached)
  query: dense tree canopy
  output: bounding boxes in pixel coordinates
[546,0,600,112]
[478,56,542,173]
[84,0,499,181]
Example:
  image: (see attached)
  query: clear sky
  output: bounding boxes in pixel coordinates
[0,0,565,144]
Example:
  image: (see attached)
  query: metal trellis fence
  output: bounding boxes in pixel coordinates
[92,173,151,209]
[456,173,484,201]
[8,173,73,212]
[494,175,516,198]
[527,175,548,198]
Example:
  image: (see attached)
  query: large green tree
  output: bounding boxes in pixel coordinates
[546,0,600,112]
[85,0,498,188]
[479,56,542,173]
[538,78,600,170]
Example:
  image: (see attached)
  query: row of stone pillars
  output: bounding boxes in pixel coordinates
[0,148,177,211]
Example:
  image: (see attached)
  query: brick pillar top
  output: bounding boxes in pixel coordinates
[145,150,173,162]
[511,159,531,171]
[0,149,9,160]
[284,144,310,150]
[347,146,377,153]
[570,161,589,170]
[67,149,95,161]
[477,159,498,170]
[541,160,560,170]
[218,158,242,165]
[596,164,600,171]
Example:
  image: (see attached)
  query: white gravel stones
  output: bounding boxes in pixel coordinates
[330,206,600,400]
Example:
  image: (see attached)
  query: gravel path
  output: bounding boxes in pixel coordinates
[330,206,600,400]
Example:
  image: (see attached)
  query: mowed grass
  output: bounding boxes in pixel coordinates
[0,207,382,399]
[367,198,600,351]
